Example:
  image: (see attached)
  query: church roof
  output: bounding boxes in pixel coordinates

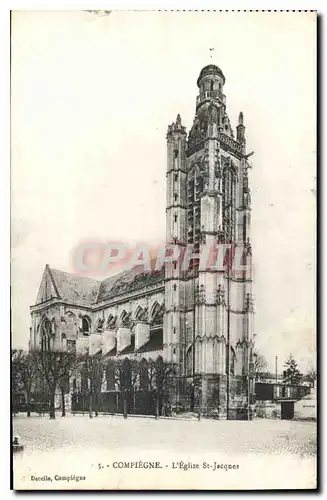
[48,268,100,306]
[35,263,165,307]
[136,332,163,353]
[96,264,165,303]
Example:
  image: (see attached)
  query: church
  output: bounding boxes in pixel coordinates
[29,64,255,418]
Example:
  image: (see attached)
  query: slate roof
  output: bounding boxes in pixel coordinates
[49,268,100,306]
[136,331,163,353]
[118,344,135,356]
[44,262,165,307]
[96,264,165,303]
[104,346,117,357]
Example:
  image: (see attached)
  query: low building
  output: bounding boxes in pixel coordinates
[255,380,312,420]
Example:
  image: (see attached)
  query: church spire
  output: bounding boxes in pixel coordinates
[236,111,246,144]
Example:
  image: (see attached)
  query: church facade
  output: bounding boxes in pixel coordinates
[30,64,255,417]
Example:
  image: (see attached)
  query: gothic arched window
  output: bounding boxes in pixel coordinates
[107,314,117,329]
[134,306,143,321]
[40,318,51,351]
[186,347,193,376]
[65,312,77,339]
[223,163,237,243]
[226,346,236,376]
[150,301,164,326]
[82,316,90,336]
[120,310,131,328]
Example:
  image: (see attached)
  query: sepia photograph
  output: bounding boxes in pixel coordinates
[10,10,317,490]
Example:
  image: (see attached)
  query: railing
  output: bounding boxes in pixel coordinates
[196,90,226,107]
[218,132,243,155]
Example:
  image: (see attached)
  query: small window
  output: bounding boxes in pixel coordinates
[174,214,178,222]
[173,306,176,312]
[174,194,178,202]
[174,149,178,160]
[173,327,176,335]
[173,262,177,270]
[173,348,176,354]
[173,284,177,291]
[62,333,66,340]
[174,173,178,182]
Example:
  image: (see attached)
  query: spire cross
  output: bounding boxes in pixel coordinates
[209,48,214,61]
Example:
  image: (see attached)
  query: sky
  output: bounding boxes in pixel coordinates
[11,10,316,372]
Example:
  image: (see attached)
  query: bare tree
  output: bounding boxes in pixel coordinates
[305,367,317,387]
[12,349,36,417]
[253,349,268,380]
[79,352,106,418]
[147,359,157,391]
[154,357,178,418]
[113,358,134,419]
[57,353,79,417]
[33,350,77,419]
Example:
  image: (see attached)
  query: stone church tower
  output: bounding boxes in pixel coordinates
[165,64,255,418]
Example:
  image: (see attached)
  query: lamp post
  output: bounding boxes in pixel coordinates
[247,344,253,421]
[275,355,278,383]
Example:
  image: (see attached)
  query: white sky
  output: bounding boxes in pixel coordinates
[11,10,316,373]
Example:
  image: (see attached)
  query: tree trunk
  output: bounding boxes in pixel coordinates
[190,385,195,413]
[61,388,66,417]
[155,394,159,419]
[89,392,93,419]
[25,391,31,417]
[123,394,127,419]
[94,393,98,417]
[49,389,56,420]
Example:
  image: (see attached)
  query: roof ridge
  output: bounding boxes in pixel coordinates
[49,267,101,284]
[47,266,62,299]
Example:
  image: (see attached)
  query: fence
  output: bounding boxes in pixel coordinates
[71,390,169,416]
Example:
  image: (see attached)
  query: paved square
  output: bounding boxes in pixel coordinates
[13,414,316,490]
